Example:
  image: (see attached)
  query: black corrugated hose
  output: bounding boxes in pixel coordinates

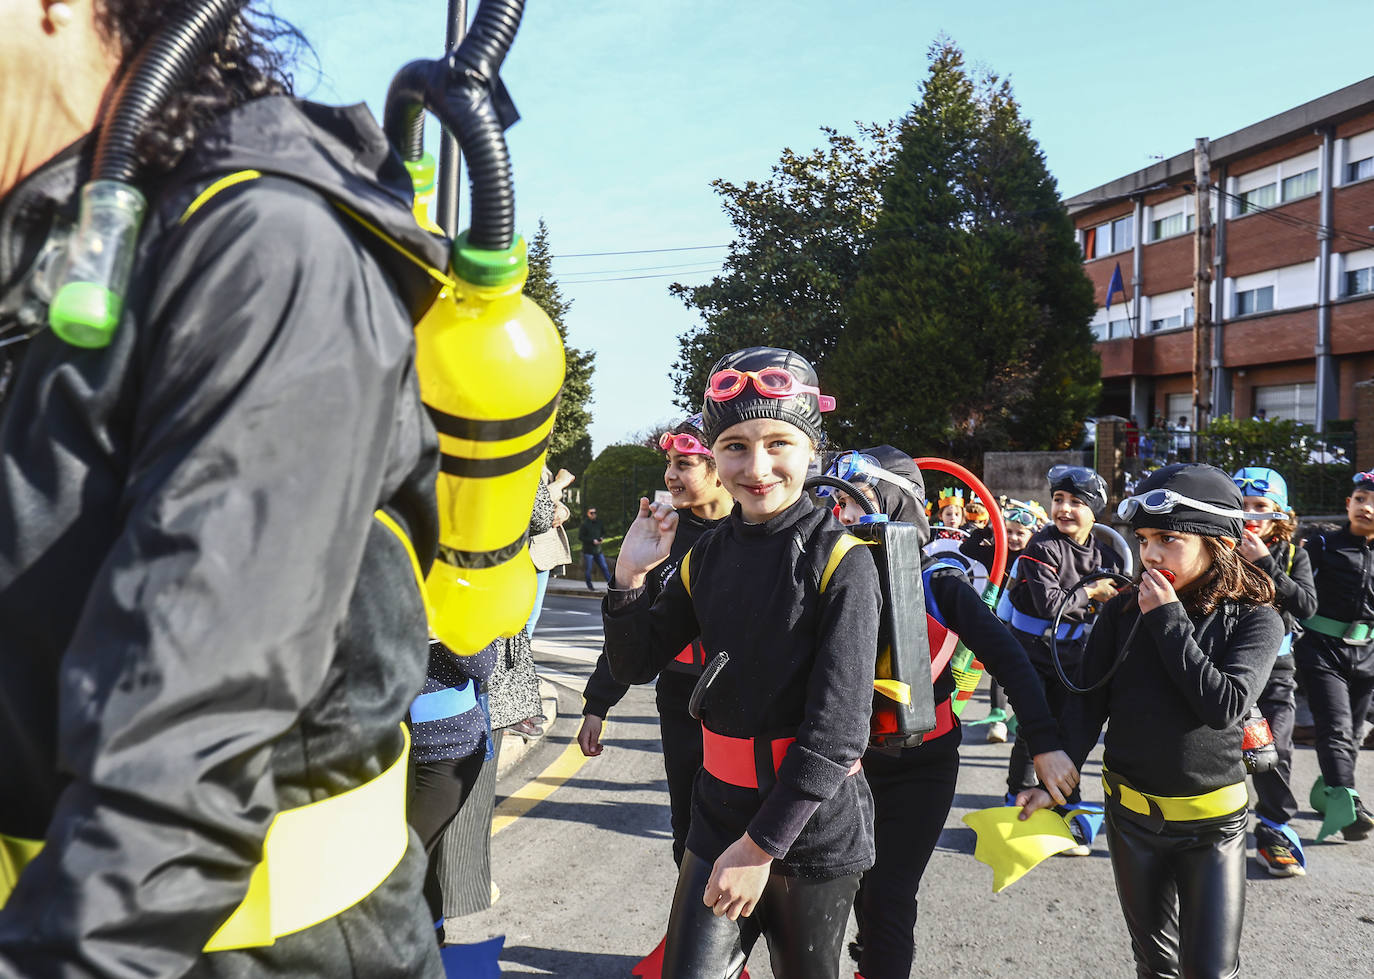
[94,0,248,184]
[382,0,525,251]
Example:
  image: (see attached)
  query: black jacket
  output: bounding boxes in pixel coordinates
[922,567,1063,758]
[1304,525,1374,625]
[1059,595,1282,798]
[582,509,721,719]
[604,496,880,878]
[0,98,445,977]
[579,517,606,554]
[1252,538,1317,644]
[1007,525,1124,667]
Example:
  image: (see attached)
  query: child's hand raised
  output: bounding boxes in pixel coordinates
[612,499,678,589]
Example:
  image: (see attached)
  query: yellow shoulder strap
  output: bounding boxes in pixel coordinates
[820,534,871,594]
[1285,542,1296,576]
[679,547,693,598]
[179,170,262,223]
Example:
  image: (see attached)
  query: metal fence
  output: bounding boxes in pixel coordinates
[1122,427,1357,515]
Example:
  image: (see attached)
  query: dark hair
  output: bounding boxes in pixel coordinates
[659,421,717,473]
[95,1,307,174]
[1182,537,1275,616]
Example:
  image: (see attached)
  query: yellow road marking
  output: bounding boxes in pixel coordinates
[490,725,599,836]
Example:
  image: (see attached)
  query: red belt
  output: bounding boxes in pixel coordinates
[701,725,862,789]
[927,698,955,741]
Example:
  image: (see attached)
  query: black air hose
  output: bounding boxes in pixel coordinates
[381,0,524,251]
[806,476,879,514]
[94,0,247,183]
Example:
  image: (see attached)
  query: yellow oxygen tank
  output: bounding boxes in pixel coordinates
[410,215,565,654]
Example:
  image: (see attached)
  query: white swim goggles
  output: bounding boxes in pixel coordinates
[1116,488,1246,521]
[816,451,919,498]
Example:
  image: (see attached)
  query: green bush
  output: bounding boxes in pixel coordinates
[577,443,665,537]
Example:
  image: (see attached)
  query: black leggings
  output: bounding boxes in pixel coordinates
[1105,806,1247,979]
[658,674,703,868]
[1295,634,1374,790]
[409,751,486,922]
[1252,665,1298,826]
[662,850,859,979]
[1007,651,1079,800]
[853,731,960,979]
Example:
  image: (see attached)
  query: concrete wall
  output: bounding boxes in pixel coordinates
[983,450,1091,508]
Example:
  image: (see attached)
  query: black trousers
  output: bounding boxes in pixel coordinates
[1007,645,1080,799]
[662,851,859,979]
[1105,806,1247,979]
[853,728,961,979]
[409,751,487,922]
[1252,663,1298,826]
[989,678,1009,713]
[1294,633,1374,790]
[657,676,703,868]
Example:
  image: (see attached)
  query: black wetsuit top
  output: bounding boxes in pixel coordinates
[604,496,881,878]
[1059,595,1282,797]
[1252,538,1316,666]
[1304,525,1374,624]
[583,509,721,719]
[1007,524,1125,664]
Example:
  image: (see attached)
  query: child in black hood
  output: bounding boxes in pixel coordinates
[827,446,1077,979]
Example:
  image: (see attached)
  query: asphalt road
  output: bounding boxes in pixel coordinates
[454,594,1374,977]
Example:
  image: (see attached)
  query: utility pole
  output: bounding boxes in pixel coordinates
[436,0,468,235]
[1191,137,1213,461]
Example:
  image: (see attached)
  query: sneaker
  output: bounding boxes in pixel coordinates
[507,718,544,740]
[986,720,1008,744]
[1059,817,1090,857]
[1255,838,1306,877]
[1343,799,1374,841]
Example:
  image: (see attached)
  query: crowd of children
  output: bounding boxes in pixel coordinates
[572,343,1373,979]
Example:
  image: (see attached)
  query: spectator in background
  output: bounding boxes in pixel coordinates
[579,507,611,590]
[526,468,575,635]
[1175,415,1193,457]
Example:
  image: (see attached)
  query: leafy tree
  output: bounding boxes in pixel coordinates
[831,40,1099,466]
[669,122,899,411]
[579,443,665,537]
[525,218,596,476]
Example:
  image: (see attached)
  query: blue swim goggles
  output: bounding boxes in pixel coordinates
[816,451,919,498]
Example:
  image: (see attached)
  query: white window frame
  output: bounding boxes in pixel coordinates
[1343,130,1374,185]
[1229,148,1322,217]
[1254,382,1317,425]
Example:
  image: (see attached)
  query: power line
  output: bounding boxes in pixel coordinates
[564,267,722,284]
[552,243,730,258]
[559,259,727,277]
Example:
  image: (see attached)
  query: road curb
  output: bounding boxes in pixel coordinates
[496,677,560,779]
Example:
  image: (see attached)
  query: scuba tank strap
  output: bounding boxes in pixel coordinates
[819,533,871,595]
[1284,541,1296,576]
[679,545,694,598]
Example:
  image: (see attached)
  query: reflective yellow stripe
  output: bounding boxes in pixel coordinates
[176,171,454,291]
[0,833,43,906]
[373,509,434,633]
[679,547,693,597]
[204,726,412,950]
[820,534,870,594]
[1102,771,1248,822]
[2,728,412,952]
[179,170,263,223]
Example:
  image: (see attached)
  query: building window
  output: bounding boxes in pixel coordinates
[1348,157,1374,183]
[1254,382,1316,425]
[1280,168,1318,201]
[1149,315,1182,332]
[1345,266,1374,296]
[1237,183,1277,215]
[1150,211,1191,241]
[1111,215,1134,253]
[1234,285,1274,316]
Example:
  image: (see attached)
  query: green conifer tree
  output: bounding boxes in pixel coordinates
[524,219,596,476]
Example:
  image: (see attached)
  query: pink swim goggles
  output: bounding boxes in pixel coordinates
[659,431,713,457]
[705,368,835,412]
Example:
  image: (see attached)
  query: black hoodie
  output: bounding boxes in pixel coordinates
[0,99,444,977]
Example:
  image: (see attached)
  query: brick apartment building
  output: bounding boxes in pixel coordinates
[1066,76,1374,432]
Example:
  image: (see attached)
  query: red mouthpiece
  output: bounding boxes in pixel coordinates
[1158,569,1176,584]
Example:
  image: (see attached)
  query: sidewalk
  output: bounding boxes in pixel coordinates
[495,677,559,779]
[545,573,609,599]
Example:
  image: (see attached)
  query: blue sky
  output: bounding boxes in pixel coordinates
[277,0,1371,454]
